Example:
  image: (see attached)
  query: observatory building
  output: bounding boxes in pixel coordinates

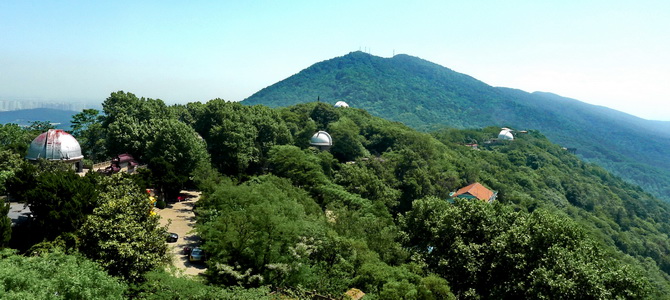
[26,129,84,172]
[310,131,333,151]
[498,128,514,141]
[334,101,349,108]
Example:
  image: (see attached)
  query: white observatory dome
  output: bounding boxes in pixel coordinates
[26,129,84,161]
[310,131,333,150]
[498,129,514,141]
[334,101,349,108]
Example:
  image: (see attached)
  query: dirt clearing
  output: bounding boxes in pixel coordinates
[156,191,206,276]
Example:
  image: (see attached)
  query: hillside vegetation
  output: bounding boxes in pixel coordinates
[243,51,670,202]
[2,92,670,299]
[189,100,670,298]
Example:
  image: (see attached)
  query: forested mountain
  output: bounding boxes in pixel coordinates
[179,100,670,298]
[0,108,77,129]
[3,92,670,298]
[243,51,670,202]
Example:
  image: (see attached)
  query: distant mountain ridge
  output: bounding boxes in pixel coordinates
[0,108,77,129]
[243,51,670,201]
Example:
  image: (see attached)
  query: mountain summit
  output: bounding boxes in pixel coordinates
[244,51,670,201]
[245,51,501,128]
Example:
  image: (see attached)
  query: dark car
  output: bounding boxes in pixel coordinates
[166,232,178,243]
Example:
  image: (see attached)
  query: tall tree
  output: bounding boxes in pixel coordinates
[310,102,340,130]
[0,123,32,154]
[327,117,368,162]
[78,175,169,282]
[7,163,99,240]
[0,150,25,195]
[102,91,170,126]
[146,118,209,200]
[196,100,291,176]
[105,114,152,160]
[101,91,172,160]
[70,109,101,137]
[70,109,107,161]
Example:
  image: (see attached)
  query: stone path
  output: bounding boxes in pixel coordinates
[156,191,206,276]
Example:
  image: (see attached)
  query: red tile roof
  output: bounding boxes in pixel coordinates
[453,182,494,201]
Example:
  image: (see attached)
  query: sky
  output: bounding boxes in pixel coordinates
[1,0,669,120]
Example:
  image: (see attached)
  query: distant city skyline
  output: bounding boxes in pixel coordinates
[2,1,669,121]
[0,99,96,112]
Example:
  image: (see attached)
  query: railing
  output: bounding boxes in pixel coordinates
[89,161,147,173]
[90,161,112,171]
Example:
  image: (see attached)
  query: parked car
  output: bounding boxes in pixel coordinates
[189,247,205,262]
[183,246,192,255]
[166,232,178,243]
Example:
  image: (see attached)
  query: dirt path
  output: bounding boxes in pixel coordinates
[156,191,206,276]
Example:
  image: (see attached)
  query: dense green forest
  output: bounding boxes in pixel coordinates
[1,92,670,299]
[243,51,670,203]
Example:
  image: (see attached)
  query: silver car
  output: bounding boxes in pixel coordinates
[189,247,205,262]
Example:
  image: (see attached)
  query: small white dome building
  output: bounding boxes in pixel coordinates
[334,101,349,108]
[26,129,84,172]
[498,128,514,141]
[310,131,333,151]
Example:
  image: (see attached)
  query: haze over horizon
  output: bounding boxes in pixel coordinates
[2,1,669,121]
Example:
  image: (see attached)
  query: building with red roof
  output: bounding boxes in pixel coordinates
[450,182,497,203]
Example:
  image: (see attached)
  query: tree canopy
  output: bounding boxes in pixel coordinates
[77,175,169,282]
[402,197,650,298]
[1,91,669,298]
[0,249,127,299]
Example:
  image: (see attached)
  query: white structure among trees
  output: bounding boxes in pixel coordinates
[26,129,84,172]
[498,128,514,141]
[334,101,350,108]
[310,131,333,151]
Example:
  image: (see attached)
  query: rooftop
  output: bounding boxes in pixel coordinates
[453,182,495,202]
[26,129,83,161]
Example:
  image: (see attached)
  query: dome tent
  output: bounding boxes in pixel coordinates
[310,131,333,151]
[26,129,84,172]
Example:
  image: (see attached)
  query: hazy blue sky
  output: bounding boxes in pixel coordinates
[2,1,669,120]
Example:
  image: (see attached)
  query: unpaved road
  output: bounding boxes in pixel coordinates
[156,191,206,276]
